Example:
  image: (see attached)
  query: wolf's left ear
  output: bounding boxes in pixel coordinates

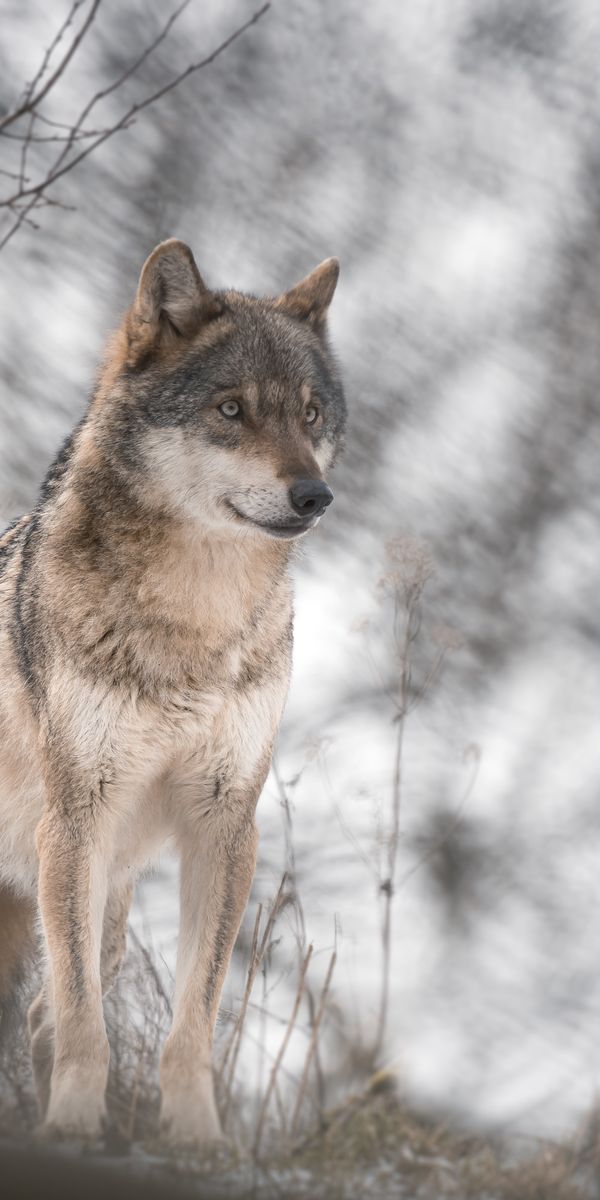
[127,239,221,363]
[276,258,340,329]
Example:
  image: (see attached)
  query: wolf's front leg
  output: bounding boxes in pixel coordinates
[29,881,134,1120]
[35,803,109,1140]
[160,816,258,1148]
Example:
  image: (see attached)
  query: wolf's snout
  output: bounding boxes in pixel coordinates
[289,479,334,518]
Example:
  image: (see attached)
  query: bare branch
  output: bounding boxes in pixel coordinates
[0,3,271,251]
[48,0,193,178]
[253,943,313,1159]
[219,874,289,1126]
[0,168,29,181]
[0,125,109,144]
[0,1,102,133]
[290,948,337,1137]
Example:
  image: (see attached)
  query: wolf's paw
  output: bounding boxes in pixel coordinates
[160,1125,227,1155]
[38,1094,106,1145]
[159,1103,226,1155]
[35,1124,105,1151]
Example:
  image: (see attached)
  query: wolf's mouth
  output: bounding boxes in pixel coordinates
[226,503,316,539]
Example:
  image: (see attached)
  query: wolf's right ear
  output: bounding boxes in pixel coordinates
[276,258,340,330]
[126,239,221,365]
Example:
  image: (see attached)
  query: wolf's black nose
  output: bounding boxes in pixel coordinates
[289,479,334,517]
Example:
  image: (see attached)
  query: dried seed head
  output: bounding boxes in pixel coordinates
[379,535,435,604]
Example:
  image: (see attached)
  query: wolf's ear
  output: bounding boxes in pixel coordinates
[276,258,339,329]
[127,239,221,364]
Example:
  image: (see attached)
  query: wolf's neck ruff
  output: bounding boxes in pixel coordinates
[29,448,292,702]
[56,429,291,630]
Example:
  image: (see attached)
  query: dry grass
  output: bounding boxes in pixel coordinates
[0,916,596,1198]
[290,1076,593,1200]
[0,883,337,1158]
[0,960,592,1200]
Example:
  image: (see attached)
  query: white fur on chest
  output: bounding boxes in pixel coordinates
[0,637,288,898]
[56,660,287,864]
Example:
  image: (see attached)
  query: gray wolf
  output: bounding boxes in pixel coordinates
[0,239,345,1146]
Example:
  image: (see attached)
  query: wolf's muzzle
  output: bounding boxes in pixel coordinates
[289,480,334,518]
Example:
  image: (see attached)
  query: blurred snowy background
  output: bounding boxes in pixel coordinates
[2,0,600,1143]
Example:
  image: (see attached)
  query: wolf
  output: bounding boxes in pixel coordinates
[0,239,345,1146]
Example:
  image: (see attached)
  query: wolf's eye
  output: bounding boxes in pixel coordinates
[219,399,241,419]
[305,405,319,425]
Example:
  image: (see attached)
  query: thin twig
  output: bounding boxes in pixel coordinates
[372,597,413,1062]
[220,902,263,1074]
[48,0,194,180]
[290,948,336,1137]
[21,2,85,112]
[0,0,102,133]
[220,903,263,1125]
[273,760,307,953]
[333,801,379,880]
[125,1019,148,1141]
[274,1077,288,1138]
[18,111,35,193]
[253,943,313,1159]
[0,3,271,251]
[127,925,172,1019]
[408,645,448,712]
[2,4,270,207]
[220,873,288,1125]
[0,125,109,144]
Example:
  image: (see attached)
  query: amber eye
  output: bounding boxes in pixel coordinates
[305,405,319,425]
[219,399,241,419]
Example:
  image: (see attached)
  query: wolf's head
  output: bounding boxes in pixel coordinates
[102,239,346,541]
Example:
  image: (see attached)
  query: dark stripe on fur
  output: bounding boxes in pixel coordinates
[203,898,234,1015]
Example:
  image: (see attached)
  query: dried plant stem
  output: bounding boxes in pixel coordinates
[253,943,313,1159]
[220,903,262,1124]
[290,948,336,1137]
[127,925,172,1019]
[372,595,415,1063]
[273,761,307,953]
[124,1022,148,1141]
[220,874,288,1125]
[309,987,327,1127]
[274,1078,287,1137]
